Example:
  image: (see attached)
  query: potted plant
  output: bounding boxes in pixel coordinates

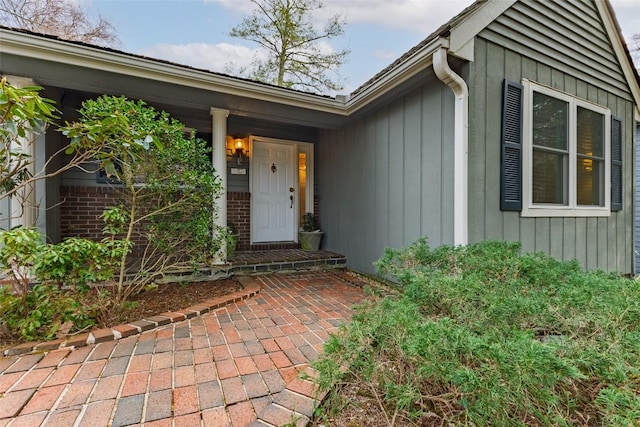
[226,223,239,259]
[298,213,323,251]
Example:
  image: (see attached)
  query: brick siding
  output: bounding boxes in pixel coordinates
[60,187,318,252]
[227,192,251,251]
[60,185,122,241]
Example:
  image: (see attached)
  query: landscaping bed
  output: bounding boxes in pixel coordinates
[0,277,242,352]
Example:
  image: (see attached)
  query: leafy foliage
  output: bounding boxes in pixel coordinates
[0,91,224,341]
[228,0,349,93]
[0,228,121,340]
[314,240,640,425]
[0,77,57,195]
[301,212,319,232]
[1,77,121,217]
[60,95,224,303]
[0,283,108,341]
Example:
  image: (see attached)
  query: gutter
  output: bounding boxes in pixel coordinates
[433,47,469,246]
[344,37,449,113]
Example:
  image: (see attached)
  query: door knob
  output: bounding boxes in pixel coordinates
[289,187,294,193]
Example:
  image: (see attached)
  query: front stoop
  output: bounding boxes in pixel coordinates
[2,276,261,357]
[227,250,346,275]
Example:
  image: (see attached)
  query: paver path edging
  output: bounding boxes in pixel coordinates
[2,277,261,357]
[0,271,366,426]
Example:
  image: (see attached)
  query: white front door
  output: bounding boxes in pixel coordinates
[251,139,296,243]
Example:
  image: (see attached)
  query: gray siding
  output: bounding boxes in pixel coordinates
[467,0,635,273]
[318,81,455,274]
[483,0,632,101]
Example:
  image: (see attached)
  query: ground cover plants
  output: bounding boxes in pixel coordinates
[313,239,640,426]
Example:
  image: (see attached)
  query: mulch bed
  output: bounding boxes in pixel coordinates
[99,277,243,327]
[0,277,243,352]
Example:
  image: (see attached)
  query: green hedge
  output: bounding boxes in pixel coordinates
[314,240,640,426]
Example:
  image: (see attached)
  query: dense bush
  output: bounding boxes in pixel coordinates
[0,228,120,340]
[60,95,224,303]
[313,240,640,426]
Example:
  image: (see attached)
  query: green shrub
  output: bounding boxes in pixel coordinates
[0,228,122,341]
[0,283,109,341]
[314,240,640,425]
[60,95,224,303]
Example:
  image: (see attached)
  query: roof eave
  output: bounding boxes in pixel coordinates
[0,29,350,116]
[592,1,640,119]
[344,37,449,113]
[344,0,518,112]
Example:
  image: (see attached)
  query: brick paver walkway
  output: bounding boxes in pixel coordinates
[0,271,365,426]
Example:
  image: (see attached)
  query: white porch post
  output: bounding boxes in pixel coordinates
[210,107,229,263]
[2,76,40,232]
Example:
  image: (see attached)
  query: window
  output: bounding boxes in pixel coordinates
[521,80,611,217]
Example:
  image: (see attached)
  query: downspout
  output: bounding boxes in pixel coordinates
[433,47,469,246]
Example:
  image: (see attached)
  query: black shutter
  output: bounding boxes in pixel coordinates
[611,116,622,211]
[500,80,523,211]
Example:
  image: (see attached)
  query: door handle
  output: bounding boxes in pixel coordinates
[290,194,294,208]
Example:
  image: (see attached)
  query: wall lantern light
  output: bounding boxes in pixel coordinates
[233,137,248,165]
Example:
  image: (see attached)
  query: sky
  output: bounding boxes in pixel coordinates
[89,0,640,95]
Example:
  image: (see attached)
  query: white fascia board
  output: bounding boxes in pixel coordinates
[595,1,640,120]
[0,30,348,116]
[345,37,449,112]
[449,0,518,60]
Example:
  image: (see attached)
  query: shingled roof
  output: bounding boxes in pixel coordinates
[0,24,334,100]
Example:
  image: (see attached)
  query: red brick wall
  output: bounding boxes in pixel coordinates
[60,185,121,241]
[227,192,250,250]
[60,186,319,252]
[59,185,147,256]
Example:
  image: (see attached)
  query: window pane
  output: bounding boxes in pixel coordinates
[577,158,604,206]
[577,107,604,157]
[532,149,567,204]
[533,92,568,150]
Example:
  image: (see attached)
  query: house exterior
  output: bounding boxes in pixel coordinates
[1,0,639,275]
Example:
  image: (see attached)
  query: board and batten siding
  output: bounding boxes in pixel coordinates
[318,80,455,274]
[467,0,634,273]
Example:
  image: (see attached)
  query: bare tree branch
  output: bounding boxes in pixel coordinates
[0,0,118,47]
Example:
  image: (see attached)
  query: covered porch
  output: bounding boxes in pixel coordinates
[1,27,350,260]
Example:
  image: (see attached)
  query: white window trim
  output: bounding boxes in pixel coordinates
[521,79,611,217]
